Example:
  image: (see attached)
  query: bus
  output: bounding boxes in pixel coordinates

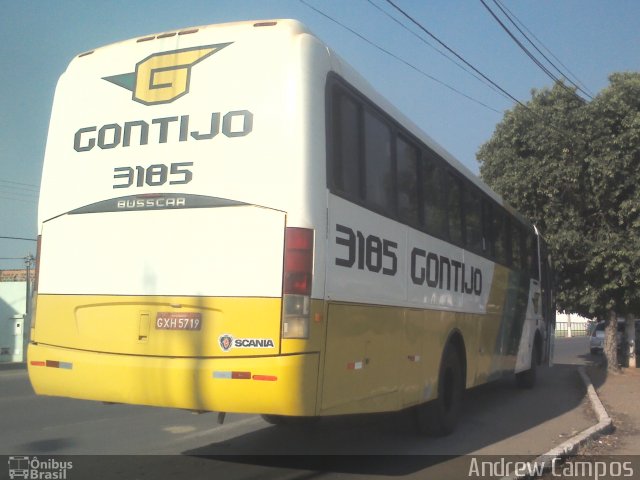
[28,19,554,435]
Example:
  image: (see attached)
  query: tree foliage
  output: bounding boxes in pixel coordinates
[477,72,640,320]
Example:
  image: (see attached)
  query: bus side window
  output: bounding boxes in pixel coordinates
[363,109,393,213]
[464,188,483,255]
[421,152,447,239]
[493,209,508,265]
[332,91,362,200]
[447,172,463,246]
[512,223,523,271]
[396,136,419,226]
[530,233,540,279]
[482,199,495,257]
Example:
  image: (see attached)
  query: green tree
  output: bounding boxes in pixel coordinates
[477,73,640,370]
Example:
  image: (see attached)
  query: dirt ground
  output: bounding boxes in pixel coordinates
[540,365,640,479]
[578,365,640,455]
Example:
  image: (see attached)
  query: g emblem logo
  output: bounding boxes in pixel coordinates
[104,43,231,105]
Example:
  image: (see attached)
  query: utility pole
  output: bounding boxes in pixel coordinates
[24,254,34,315]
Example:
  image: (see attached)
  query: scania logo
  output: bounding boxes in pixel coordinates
[219,334,234,352]
[103,43,231,105]
[218,334,275,351]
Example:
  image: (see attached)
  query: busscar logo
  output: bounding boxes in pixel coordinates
[103,42,232,105]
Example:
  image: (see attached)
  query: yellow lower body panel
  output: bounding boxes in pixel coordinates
[28,343,319,416]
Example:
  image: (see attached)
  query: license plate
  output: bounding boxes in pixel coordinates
[155,312,202,331]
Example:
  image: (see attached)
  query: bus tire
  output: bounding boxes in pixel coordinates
[261,414,288,425]
[415,344,464,436]
[516,340,540,389]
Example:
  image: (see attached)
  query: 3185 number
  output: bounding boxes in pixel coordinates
[113,162,193,189]
[335,224,398,276]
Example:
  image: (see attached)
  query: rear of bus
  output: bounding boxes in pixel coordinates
[29,20,329,417]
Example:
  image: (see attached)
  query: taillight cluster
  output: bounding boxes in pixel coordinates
[282,228,313,339]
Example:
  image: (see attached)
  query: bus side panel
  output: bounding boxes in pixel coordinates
[319,303,487,415]
[320,303,405,414]
[514,278,544,373]
[318,266,533,415]
[473,265,510,383]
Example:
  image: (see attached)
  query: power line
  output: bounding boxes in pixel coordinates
[494,0,595,98]
[298,0,502,113]
[479,0,566,89]
[0,195,37,204]
[480,0,592,101]
[380,0,590,142]
[0,236,37,242]
[365,0,510,102]
[0,186,39,198]
[304,0,582,144]
[383,0,526,108]
[0,179,40,190]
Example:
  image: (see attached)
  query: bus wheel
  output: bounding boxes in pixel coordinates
[415,345,464,436]
[261,414,287,425]
[516,341,539,389]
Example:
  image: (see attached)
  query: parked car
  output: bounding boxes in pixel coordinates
[590,319,639,355]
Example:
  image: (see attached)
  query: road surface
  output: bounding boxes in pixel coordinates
[0,337,595,479]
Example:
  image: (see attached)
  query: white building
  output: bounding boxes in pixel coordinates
[555,312,592,337]
[0,280,30,363]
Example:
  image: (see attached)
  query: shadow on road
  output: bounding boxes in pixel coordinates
[182,361,592,476]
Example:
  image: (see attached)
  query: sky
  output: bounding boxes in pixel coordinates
[1,0,639,264]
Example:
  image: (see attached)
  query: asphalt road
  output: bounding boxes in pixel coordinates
[0,337,596,479]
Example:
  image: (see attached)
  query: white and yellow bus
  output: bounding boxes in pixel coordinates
[29,19,554,435]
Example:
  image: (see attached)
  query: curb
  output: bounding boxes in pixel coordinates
[0,361,26,371]
[503,366,613,480]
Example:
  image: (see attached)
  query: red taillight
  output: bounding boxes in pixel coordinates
[282,228,313,339]
[283,228,313,296]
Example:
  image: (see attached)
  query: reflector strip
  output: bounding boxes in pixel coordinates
[30,360,72,369]
[252,375,277,381]
[212,371,252,380]
[347,361,364,370]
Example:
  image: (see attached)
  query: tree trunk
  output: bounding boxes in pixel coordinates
[604,309,619,372]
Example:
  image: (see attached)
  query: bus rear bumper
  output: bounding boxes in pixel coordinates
[28,343,319,416]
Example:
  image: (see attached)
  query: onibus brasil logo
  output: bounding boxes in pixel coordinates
[8,456,73,479]
[103,42,231,105]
